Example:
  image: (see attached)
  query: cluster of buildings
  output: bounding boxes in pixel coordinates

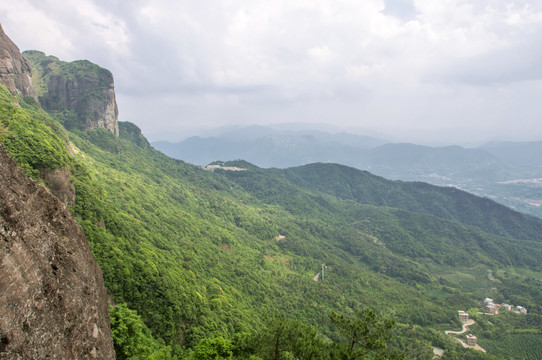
[483,298,528,315]
[203,164,246,171]
[454,298,528,353]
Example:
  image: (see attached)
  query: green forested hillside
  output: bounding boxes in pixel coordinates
[153,128,542,220]
[2,82,542,359]
[273,162,542,241]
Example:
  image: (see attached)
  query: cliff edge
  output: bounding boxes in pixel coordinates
[0,145,115,359]
[0,25,36,100]
[23,50,119,136]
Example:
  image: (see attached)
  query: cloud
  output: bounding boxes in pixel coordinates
[2,0,542,142]
[418,1,542,85]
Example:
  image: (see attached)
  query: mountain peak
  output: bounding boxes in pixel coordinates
[23,50,119,136]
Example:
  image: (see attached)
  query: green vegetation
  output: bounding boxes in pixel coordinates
[0,84,70,179]
[2,68,542,359]
[110,303,175,360]
[468,311,542,359]
[329,309,401,359]
[23,50,113,90]
[479,333,542,359]
[275,162,542,244]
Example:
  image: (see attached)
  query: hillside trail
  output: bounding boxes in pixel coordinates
[444,319,486,353]
[444,319,475,335]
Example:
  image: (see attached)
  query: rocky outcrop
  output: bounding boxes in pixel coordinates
[23,50,119,136]
[44,63,119,136]
[0,25,36,99]
[0,26,119,136]
[0,145,115,359]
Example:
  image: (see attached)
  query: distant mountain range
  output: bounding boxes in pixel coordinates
[480,141,542,167]
[153,124,387,168]
[152,125,542,218]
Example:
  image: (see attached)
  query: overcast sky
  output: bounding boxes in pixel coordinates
[2,0,542,144]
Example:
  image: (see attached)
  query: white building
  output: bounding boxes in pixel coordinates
[458,310,469,323]
[484,298,494,306]
[501,304,513,311]
[487,303,498,314]
[466,334,478,346]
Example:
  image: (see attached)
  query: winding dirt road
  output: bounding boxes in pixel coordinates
[445,319,475,335]
[444,319,486,353]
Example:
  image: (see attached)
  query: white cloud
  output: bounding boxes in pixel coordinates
[2,0,542,142]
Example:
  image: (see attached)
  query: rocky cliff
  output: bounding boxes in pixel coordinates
[0,145,115,359]
[23,50,119,136]
[0,25,36,100]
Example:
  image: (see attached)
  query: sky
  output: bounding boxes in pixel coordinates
[2,0,542,144]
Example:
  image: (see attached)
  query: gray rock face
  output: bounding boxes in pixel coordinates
[0,25,119,137]
[0,145,115,359]
[44,66,119,136]
[23,50,119,137]
[0,25,36,99]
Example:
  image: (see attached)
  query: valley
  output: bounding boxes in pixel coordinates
[0,25,541,359]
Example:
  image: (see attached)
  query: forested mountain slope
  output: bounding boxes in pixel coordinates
[3,72,542,358]
[70,121,542,359]
[273,162,542,241]
[1,26,541,358]
[218,161,542,269]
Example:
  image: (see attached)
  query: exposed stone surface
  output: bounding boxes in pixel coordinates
[0,25,36,100]
[45,66,119,136]
[23,50,119,136]
[42,168,76,206]
[0,145,115,359]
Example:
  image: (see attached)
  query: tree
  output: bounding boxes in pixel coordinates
[289,321,331,360]
[110,303,173,360]
[191,336,233,360]
[330,309,403,360]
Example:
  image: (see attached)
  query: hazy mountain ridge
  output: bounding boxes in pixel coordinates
[153,125,387,169]
[481,140,542,167]
[153,126,542,218]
